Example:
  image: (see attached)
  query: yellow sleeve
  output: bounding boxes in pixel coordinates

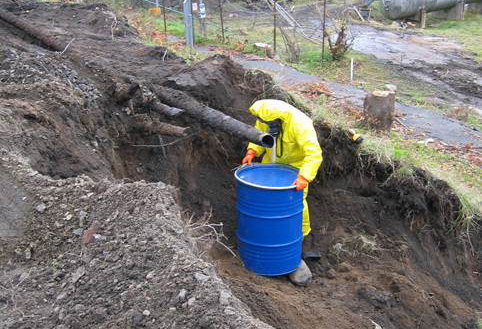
[297,124,322,182]
[247,119,267,156]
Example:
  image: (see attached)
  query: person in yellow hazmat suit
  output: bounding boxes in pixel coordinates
[241,99,322,286]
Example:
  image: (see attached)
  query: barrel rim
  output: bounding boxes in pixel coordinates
[234,163,298,190]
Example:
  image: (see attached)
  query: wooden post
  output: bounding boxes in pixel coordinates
[218,0,225,43]
[273,0,277,53]
[162,0,167,35]
[322,0,327,59]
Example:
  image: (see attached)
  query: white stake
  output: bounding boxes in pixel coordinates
[350,58,354,81]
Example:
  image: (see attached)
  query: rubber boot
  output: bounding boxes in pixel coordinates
[302,233,321,261]
[288,260,312,286]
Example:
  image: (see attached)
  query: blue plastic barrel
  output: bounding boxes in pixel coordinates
[234,164,304,276]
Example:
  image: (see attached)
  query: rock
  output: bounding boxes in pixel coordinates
[130,311,144,327]
[58,309,66,321]
[145,271,155,280]
[35,203,47,213]
[142,310,150,316]
[73,304,85,312]
[337,262,351,273]
[24,247,32,260]
[384,84,397,93]
[187,297,195,307]
[358,286,396,309]
[93,234,106,242]
[79,210,87,225]
[71,266,86,284]
[326,268,337,279]
[72,228,83,236]
[94,307,107,321]
[194,272,209,283]
[177,288,187,302]
[288,260,312,286]
[56,292,67,301]
[219,290,230,306]
[19,271,29,282]
[224,307,236,315]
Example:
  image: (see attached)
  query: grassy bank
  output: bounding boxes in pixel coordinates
[303,95,482,227]
[426,13,482,62]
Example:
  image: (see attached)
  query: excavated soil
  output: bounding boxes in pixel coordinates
[0,2,480,329]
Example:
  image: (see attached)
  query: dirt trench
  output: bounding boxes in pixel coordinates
[0,2,480,329]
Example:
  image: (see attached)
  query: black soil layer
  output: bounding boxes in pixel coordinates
[0,2,480,329]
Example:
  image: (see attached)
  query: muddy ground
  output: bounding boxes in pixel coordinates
[292,4,482,112]
[0,2,481,329]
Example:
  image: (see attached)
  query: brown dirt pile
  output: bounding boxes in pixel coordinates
[0,152,272,329]
[0,2,480,329]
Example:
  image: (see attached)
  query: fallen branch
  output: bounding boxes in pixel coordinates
[152,85,274,147]
[129,116,189,136]
[150,99,184,117]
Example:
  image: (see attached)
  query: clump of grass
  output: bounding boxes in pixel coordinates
[426,13,482,62]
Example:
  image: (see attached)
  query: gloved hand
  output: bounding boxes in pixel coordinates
[242,149,257,165]
[293,174,309,191]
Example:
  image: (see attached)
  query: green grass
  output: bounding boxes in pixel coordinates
[426,13,482,62]
[161,16,185,38]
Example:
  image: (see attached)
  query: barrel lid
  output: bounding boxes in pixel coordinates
[235,164,298,190]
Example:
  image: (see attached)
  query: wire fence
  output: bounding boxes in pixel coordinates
[129,0,363,61]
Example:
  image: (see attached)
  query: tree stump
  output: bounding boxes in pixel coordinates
[363,89,396,131]
[253,43,275,59]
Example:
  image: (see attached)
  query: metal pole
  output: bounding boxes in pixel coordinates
[218,0,225,43]
[183,0,194,50]
[162,0,167,35]
[322,0,326,59]
[273,0,277,53]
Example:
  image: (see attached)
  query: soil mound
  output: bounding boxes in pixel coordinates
[0,2,480,329]
[0,153,272,329]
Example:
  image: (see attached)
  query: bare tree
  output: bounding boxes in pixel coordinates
[324,18,354,60]
[280,27,300,63]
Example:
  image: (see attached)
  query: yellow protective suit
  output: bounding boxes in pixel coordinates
[246,99,323,236]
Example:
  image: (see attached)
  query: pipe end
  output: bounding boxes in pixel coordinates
[260,134,275,148]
